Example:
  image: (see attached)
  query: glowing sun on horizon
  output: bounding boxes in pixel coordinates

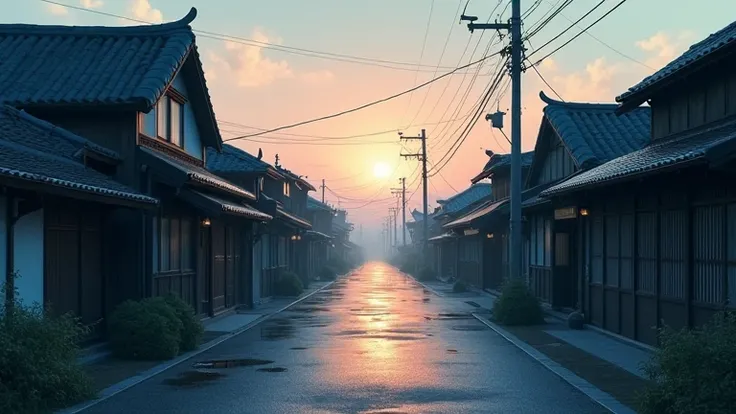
[373,162,392,179]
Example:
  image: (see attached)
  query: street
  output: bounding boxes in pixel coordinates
[84,263,608,414]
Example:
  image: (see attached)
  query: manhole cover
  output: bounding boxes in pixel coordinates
[257,367,288,373]
[193,358,274,369]
[451,325,488,332]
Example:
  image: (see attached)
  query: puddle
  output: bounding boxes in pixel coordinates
[422,298,430,303]
[261,320,296,341]
[451,325,488,332]
[193,358,274,369]
[332,329,369,336]
[434,313,474,320]
[163,370,225,387]
[257,367,288,373]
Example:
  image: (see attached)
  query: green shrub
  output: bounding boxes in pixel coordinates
[319,265,338,281]
[275,271,304,297]
[637,311,736,414]
[492,278,544,326]
[0,299,94,412]
[164,295,203,352]
[108,297,182,360]
[417,267,436,282]
[453,280,468,293]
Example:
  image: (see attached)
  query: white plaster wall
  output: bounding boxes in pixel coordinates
[13,208,44,306]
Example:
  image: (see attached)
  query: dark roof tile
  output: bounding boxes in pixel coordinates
[206,144,270,173]
[0,105,156,204]
[436,183,492,216]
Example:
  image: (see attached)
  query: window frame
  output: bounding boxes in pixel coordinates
[140,89,186,150]
[283,181,290,197]
[155,214,195,274]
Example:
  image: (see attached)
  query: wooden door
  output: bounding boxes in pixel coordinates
[198,225,212,316]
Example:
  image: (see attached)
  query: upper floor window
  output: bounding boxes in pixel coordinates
[260,177,265,192]
[283,182,290,197]
[157,95,184,148]
[140,90,185,149]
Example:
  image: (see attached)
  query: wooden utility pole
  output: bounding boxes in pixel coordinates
[400,130,428,265]
[461,0,522,279]
[320,179,326,203]
[390,176,407,246]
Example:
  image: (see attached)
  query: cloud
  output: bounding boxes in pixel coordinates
[130,0,163,23]
[206,29,294,88]
[46,3,69,15]
[300,69,335,84]
[549,57,623,102]
[540,58,558,72]
[80,0,103,8]
[635,31,697,71]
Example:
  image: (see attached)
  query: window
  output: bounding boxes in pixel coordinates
[157,215,195,272]
[283,182,290,197]
[145,93,184,148]
[259,177,264,192]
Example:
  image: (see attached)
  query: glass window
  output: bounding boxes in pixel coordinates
[157,98,169,140]
[283,182,290,197]
[141,110,156,137]
[170,100,182,147]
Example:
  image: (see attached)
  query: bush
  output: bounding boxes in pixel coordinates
[453,280,468,293]
[275,271,304,297]
[319,265,338,281]
[637,311,736,414]
[417,267,436,282]
[108,297,182,360]
[164,295,203,352]
[492,278,544,326]
[0,299,94,412]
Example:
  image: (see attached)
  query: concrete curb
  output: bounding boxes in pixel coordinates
[471,314,636,414]
[59,280,336,414]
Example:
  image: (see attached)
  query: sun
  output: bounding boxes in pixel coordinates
[372,162,391,178]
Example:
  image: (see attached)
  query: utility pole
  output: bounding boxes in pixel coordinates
[400,129,428,266]
[461,1,523,280]
[390,176,407,247]
[320,179,326,203]
[389,207,398,249]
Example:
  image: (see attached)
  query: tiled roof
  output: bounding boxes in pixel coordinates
[539,92,651,169]
[428,232,458,242]
[305,230,332,240]
[0,8,222,149]
[276,165,317,191]
[471,151,534,183]
[0,106,157,205]
[542,120,736,197]
[140,147,255,200]
[444,198,508,229]
[206,144,271,174]
[277,207,312,229]
[617,20,736,104]
[307,196,332,211]
[191,191,271,221]
[436,183,492,216]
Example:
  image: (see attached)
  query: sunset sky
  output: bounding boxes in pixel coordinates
[6,0,736,254]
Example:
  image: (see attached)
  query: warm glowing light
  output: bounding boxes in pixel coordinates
[372,162,391,178]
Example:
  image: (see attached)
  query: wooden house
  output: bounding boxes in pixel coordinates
[331,210,354,262]
[443,152,533,290]
[0,9,271,320]
[0,105,157,338]
[427,183,492,282]
[539,20,736,345]
[306,196,335,279]
[523,92,650,310]
[206,144,314,303]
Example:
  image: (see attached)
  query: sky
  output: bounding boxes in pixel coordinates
[4,0,736,258]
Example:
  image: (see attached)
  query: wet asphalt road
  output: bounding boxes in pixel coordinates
[85,262,607,414]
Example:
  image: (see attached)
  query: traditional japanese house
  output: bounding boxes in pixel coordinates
[206,145,313,303]
[443,151,533,290]
[306,196,335,279]
[0,9,271,319]
[427,183,492,282]
[331,210,354,262]
[540,20,736,345]
[523,92,650,310]
[0,106,158,338]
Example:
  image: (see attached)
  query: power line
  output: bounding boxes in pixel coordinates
[38,0,468,73]
[400,0,437,125]
[529,0,632,67]
[526,0,606,59]
[224,50,504,141]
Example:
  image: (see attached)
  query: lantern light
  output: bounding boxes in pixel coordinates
[580,208,590,216]
[201,218,211,227]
